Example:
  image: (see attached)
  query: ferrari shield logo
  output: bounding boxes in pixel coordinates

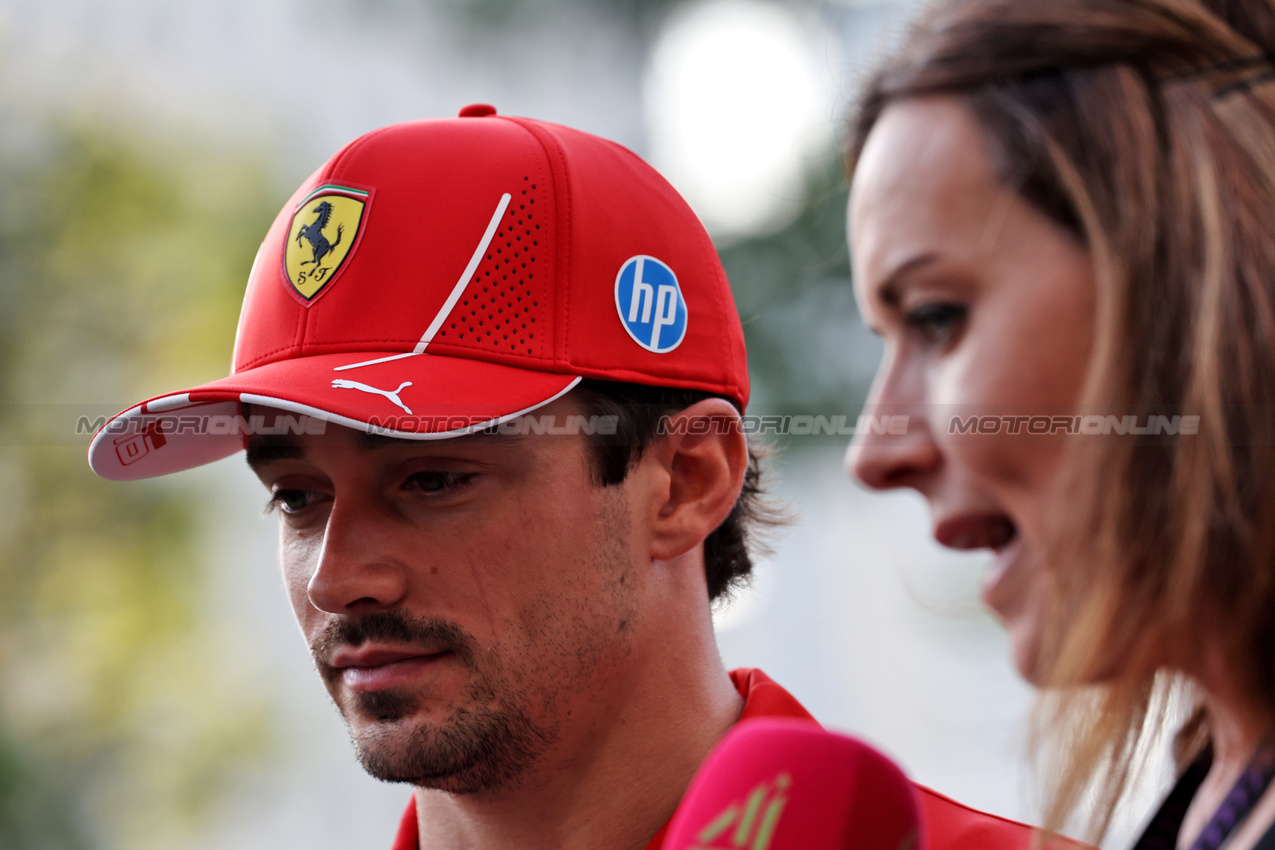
[283,184,370,301]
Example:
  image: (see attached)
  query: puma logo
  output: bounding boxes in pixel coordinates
[331,379,413,414]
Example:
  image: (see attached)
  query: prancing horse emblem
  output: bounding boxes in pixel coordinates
[332,379,414,415]
[283,184,370,302]
[297,201,343,269]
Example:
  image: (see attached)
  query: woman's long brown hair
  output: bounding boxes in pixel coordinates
[845,0,1275,842]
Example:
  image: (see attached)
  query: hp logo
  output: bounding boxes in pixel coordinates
[614,255,687,354]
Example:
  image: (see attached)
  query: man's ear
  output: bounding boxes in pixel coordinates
[644,398,748,562]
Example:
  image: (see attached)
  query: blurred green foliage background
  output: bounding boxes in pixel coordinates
[0,112,286,847]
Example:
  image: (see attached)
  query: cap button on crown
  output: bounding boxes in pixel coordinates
[459,103,497,118]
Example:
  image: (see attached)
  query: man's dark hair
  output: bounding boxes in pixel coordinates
[570,379,784,603]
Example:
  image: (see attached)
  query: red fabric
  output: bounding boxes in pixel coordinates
[389,668,1070,850]
[390,801,418,850]
[90,108,753,482]
[916,785,1057,850]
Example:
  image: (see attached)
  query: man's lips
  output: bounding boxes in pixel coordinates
[328,646,450,692]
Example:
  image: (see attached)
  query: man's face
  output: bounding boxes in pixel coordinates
[246,398,642,795]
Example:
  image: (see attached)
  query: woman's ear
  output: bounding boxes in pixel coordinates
[642,398,748,562]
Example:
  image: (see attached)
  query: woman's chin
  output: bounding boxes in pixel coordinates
[1006,617,1047,686]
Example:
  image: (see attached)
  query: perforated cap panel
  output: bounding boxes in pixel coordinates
[431,175,551,361]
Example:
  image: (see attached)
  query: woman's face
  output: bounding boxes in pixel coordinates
[847,96,1097,680]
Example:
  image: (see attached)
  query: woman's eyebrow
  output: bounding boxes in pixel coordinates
[875,251,941,309]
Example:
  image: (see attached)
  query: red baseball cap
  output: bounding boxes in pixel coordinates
[88,105,749,481]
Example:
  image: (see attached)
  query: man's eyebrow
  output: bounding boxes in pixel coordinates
[354,430,418,450]
[245,435,303,472]
[244,427,526,469]
[353,429,524,451]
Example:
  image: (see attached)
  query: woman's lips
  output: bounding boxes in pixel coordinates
[981,533,1023,613]
[933,513,1017,550]
[931,512,1022,614]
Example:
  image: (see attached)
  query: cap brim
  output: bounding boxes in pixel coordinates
[88,352,581,481]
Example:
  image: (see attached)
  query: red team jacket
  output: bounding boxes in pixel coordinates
[390,668,1055,850]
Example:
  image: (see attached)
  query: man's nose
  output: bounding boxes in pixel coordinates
[307,497,411,615]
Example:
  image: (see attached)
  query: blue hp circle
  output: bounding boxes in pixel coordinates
[614,255,688,353]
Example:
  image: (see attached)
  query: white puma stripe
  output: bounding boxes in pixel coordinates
[334,192,513,372]
[331,379,413,415]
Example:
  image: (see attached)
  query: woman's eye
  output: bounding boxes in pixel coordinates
[406,471,475,496]
[265,489,322,514]
[904,302,967,345]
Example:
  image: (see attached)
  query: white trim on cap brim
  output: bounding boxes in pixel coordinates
[238,374,582,439]
[87,399,244,481]
[88,376,583,481]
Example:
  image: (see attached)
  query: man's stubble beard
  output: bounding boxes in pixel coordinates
[313,485,638,797]
[350,671,556,796]
[314,612,557,796]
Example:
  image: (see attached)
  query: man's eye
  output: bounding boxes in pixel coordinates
[904,302,967,345]
[265,489,321,514]
[406,471,475,495]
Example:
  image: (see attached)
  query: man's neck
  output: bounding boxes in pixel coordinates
[413,604,743,849]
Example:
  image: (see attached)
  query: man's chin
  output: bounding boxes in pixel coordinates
[343,697,556,795]
[345,688,421,724]
[353,733,485,790]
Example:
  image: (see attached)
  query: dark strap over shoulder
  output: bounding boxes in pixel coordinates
[1252,820,1275,850]
[1133,742,1275,850]
[1131,752,1212,850]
